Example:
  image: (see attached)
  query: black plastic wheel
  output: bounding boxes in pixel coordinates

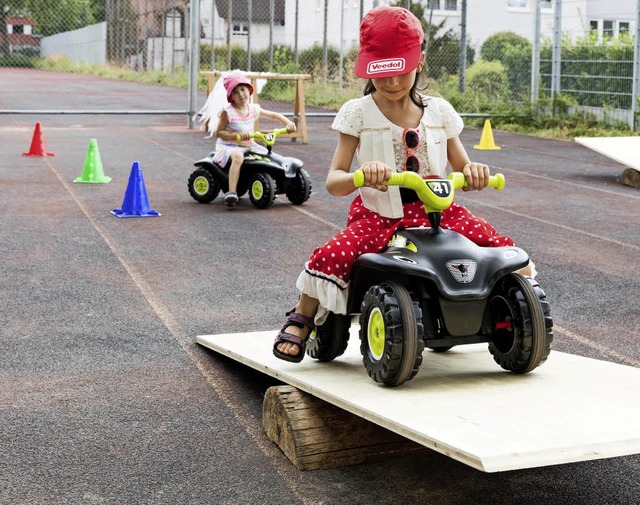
[306,312,351,362]
[359,282,424,386]
[248,172,276,208]
[188,169,219,203]
[286,168,312,205]
[488,274,553,373]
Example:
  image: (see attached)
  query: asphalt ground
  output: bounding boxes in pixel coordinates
[1,69,639,504]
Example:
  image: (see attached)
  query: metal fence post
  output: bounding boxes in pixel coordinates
[269,0,274,70]
[248,0,252,70]
[187,0,200,129]
[210,0,216,70]
[632,0,640,130]
[294,0,299,64]
[551,0,562,102]
[339,0,345,88]
[227,0,232,70]
[323,0,328,83]
[531,0,541,113]
[458,0,467,94]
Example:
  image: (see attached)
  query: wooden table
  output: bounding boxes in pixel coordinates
[201,70,311,144]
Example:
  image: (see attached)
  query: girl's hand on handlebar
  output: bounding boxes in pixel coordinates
[358,161,392,192]
[285,122,296,133]
[238,131,251,141]
[462,162,491,191]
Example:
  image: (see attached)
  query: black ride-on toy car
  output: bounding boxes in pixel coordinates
[307,170,553,387]
[188,127,311,209]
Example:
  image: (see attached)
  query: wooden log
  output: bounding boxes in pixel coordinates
[621,168,640,188]
[262,385,431,471]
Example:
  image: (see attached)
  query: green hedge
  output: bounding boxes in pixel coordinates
[540,39,634,109]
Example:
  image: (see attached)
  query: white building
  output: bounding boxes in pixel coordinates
[198,0,638,57]
[201,0,391,53]
[427,0,636,52]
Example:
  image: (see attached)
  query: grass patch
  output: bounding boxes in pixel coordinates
[19,56,640,139]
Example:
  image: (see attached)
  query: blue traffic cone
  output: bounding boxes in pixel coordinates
[111,161,160,218]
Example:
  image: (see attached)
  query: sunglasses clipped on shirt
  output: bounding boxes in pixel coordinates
[403,127,420,173]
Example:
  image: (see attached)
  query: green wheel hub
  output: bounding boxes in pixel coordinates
[193,176,209,195]
[251,180,264,200]
[367,307,385,360]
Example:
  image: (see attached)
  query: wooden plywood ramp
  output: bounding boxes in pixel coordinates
[197,329,640,473]
[575,136,640,188]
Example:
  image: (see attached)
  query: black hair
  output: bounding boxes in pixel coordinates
[363,40,428,109]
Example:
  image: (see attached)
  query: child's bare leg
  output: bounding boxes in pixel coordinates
[516,261,537,278]
[227,150,244,193]
[277,293,319,357]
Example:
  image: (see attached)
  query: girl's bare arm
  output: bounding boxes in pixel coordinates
[326,133,392,196]
[447,136,490,189]
[214,111,237,140]
[260,109,296,131]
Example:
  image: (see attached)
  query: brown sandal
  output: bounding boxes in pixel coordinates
[273,309,315,363]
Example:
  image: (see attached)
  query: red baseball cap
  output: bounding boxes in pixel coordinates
[354,6,424,79]
[223,71,254,103]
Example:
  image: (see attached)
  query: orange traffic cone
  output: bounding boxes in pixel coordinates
[22,122,54,157]
[473,119,501,151]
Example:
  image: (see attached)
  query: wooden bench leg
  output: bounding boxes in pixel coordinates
[262,385,431,471]
[293,79,308,144]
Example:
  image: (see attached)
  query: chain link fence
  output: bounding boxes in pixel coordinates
[1,0,639,129]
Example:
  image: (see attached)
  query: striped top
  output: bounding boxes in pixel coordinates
[213,103,266,166]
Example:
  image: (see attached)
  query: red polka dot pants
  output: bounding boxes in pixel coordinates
[304,195,515,287]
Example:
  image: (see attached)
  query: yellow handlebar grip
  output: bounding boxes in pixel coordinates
[354,170,404,188]
[387,173,404,186]
[353,169,365,188]
[490,173,505,190]
[449,172,466,190]
[449,172,505,190]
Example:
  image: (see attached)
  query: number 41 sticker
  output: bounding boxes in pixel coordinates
[427,180,451,196]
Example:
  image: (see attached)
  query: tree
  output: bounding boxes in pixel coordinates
[2,0,104,50]
[26,0,96,37]
[1,0,29,55]
[391,1,474,80]
[480,32,532,99]
[90,0,105,23]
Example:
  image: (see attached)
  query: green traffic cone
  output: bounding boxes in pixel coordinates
[74,138,111,184]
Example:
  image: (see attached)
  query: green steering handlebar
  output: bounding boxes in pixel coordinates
[353,170,505,213]
[236,127,289,146]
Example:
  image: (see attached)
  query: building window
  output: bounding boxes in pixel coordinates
[13,24,24,34]
[164,9,182,38]
[507,0,527,8]
[541,0,552,9]
[426,0,441,10]
[232,21,248,35]
[589,19,631,40]
[444,0,457,10]
[619,21,630,35]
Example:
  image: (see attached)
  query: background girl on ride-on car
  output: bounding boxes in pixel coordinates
[273,6,536,362]
[214,71,296,207]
